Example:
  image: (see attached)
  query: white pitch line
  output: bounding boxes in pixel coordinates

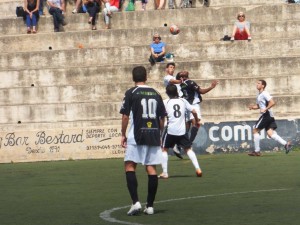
[99,188,289,225]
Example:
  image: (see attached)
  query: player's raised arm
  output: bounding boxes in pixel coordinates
[199,80,219,94]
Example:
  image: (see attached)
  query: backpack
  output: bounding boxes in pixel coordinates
[16,6,25,17]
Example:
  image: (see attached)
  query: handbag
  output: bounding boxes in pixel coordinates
[16,6,25,17]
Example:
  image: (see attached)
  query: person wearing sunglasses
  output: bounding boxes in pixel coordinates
[231,12,251,41]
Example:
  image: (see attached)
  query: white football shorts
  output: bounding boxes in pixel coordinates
[124,144,162,166]
[186,104,202,121]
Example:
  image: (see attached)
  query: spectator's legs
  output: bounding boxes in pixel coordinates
[39,0,44,15]
[103,6,118,28]
[32,14,37,32]
[49,7,63,31]
[25,14,31,33]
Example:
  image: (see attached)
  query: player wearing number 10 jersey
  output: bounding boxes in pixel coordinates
[120,66,166,216]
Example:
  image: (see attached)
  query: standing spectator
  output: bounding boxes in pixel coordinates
[149,33,166,65]
[24,0,40,33]
[120,66,165,216]
[47,0,67,32]
[39,0,45,15]
[159,84,202,179]
[102,0,119,29]
[85,0,100,30]
[248,80,292,156]
[231,12,251,41]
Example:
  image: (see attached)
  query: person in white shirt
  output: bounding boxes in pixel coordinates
[47,0,66,32]
[248,80,292,156]
[159,84,202,179]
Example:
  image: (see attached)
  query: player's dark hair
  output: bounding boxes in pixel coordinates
[166,62,175,68]
[166,84,179,98]
[259,80,267,89]
[132,66,147,82]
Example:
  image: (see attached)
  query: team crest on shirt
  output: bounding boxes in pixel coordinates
[146,122,152,128]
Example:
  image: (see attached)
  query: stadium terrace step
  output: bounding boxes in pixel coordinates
[0,0,285,19]
[3,20,300,53]
[0,4,296,36]
[1,38,300,70]
[1,56,299,89]
[0,74,299,105]
[0,95,298,125]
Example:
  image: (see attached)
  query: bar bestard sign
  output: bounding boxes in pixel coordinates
[0,126,124,163]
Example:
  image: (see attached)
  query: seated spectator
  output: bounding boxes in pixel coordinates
[149,33,166,65]
[24,0,40,33]
[85,0,101,30]
[231,12,251,41]
[47,0,67,32]
[102,0,119,29]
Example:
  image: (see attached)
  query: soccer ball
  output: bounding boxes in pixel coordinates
[170,24,180,35]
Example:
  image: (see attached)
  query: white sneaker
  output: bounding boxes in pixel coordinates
[158,173,169,179]
[127,201,142,216]
[144,207,154,215]
[72,8,77,14]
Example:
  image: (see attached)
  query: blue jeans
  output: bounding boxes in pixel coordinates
[26,14,37,27]
[48,7,64,30]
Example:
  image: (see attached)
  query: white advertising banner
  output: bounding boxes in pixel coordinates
[0,126,125,163]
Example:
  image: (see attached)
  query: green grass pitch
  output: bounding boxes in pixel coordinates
[0,150,299,225]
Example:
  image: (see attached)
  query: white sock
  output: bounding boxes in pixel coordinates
[271,133,287,146]
[254,133,261,152]
[161,151,168,175]
[187,150,200,170]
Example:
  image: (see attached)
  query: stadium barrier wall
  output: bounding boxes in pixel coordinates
[0,119,299,163]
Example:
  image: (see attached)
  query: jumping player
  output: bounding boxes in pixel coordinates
[173,71,218,157]
[248,80,292,156]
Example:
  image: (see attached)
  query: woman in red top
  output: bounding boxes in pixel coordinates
[102,0,119,29]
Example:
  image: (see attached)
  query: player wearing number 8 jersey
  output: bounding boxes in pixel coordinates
[158,84,202,179]
[120,66,166,216]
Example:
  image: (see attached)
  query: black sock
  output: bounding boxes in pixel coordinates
[126,171,139,204]
[146,175,158,208]
[190,126,199,143]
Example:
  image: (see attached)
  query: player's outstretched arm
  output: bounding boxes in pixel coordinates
[199,80,219,94]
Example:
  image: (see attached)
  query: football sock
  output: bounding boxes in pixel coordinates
[125,171,139,204]
[187,149,200,170]
[190,126,199,143]
[254,133,261,152]
[161,151,168,175]
[271,133,287,146]
[147,175,158,208]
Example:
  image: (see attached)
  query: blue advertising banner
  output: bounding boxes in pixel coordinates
[192,119,300,154]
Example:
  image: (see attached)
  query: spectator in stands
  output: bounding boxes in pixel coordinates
[85,0,101,30]
[149,33,166,65]
[72,0,83,13]
[24,0,40,33]
[47,0,67,32]
[231,11,251,41]
[102,0,119,29]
